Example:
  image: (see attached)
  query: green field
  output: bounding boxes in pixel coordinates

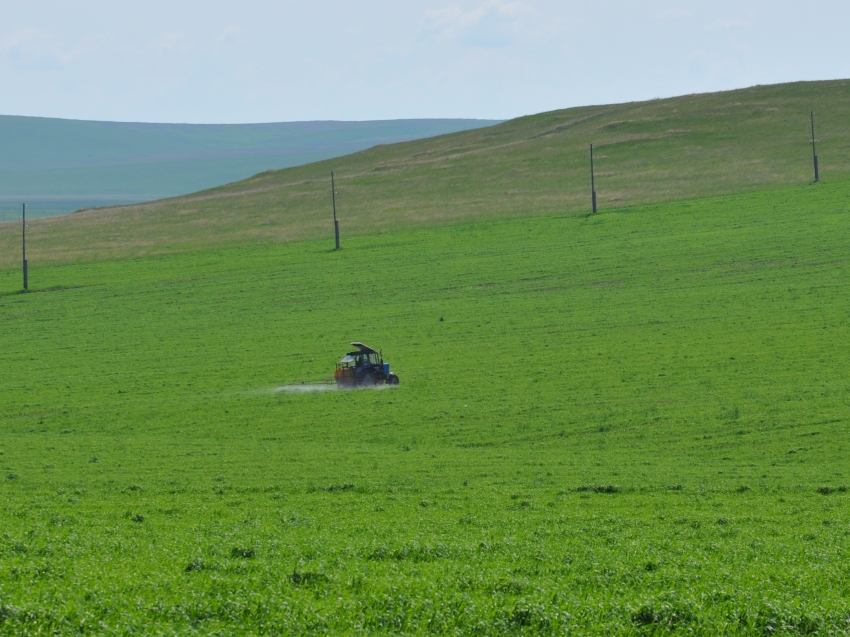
[2,172,849,634]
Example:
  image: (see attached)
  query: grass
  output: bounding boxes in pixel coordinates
[1,176,849,634]
[2,79,849,267]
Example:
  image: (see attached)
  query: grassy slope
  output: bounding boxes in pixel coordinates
[1,178,849,633]
[1,79,848,267]
[0,117,499,219]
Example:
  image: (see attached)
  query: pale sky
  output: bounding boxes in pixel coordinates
[2,0,848,124]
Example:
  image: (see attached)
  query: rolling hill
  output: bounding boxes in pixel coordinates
[0,117,500,220]
[0,80,847,268]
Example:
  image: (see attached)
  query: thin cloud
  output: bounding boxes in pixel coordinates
[154,31,193,55]
[706,19,750,29]
[2,28,79,68]
[218,26,244,43]
[423,0,538,47]
[657,8,693,20]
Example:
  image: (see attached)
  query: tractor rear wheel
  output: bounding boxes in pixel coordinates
[362,372,377,386]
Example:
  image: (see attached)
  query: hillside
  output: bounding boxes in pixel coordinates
[1,79,849,268]
[0,117,499,220]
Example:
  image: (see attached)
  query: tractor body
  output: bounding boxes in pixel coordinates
[335,342,399,387]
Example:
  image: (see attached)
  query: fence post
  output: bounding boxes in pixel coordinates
[590,145,597,213]
[332,172,340,249]
[811,112,819,183]
[22,203,28,291]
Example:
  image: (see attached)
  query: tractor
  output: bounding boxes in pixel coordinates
[335,342,399,388]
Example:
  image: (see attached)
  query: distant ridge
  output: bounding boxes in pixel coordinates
[0,117,501,219]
